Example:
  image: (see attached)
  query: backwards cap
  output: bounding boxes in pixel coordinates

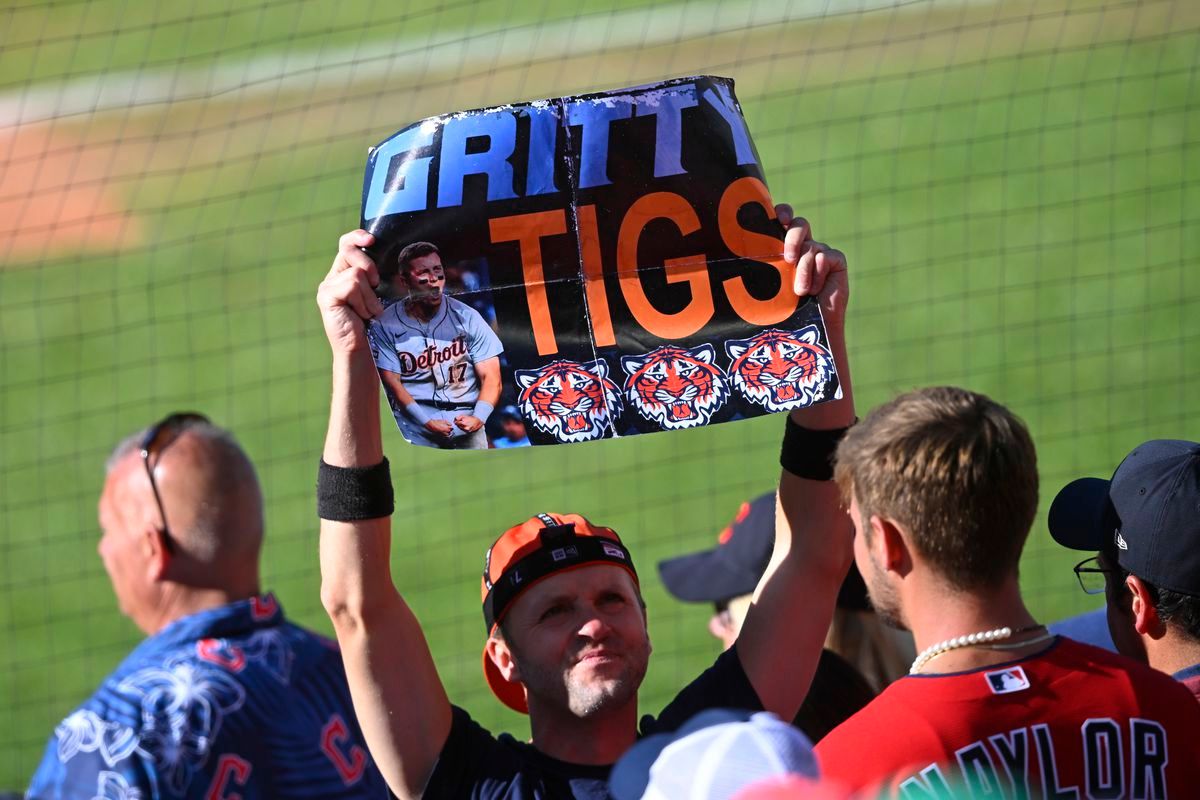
[480,512,638,713]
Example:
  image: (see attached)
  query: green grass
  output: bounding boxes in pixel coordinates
[1,0,671,88]
[3,0,1200,789]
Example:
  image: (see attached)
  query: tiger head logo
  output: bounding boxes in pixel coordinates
[620,344,730,430]
[726,326,835,411]
[514,359,622,443]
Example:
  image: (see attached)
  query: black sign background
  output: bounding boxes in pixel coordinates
[362,76,840,448]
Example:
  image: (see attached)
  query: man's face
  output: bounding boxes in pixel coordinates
[501,564,651,718]
[1100,550,1147,663]
[402,252,445,304]
[850,494,907,630]
[96,458,160,633]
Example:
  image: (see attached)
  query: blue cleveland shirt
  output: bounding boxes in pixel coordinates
[27,594,387,799]
[422,645,762,799]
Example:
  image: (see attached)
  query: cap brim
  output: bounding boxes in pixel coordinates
[657,549,760,602]
[1048,477,1115,552]
[482,645,528,714]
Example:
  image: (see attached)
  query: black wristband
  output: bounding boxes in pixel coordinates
[779,417,854,481]
[317,458,395,521]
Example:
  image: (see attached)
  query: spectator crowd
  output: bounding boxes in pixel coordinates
[22,213,1200,798]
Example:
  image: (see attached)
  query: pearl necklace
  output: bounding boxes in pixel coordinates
[909,625,1047,674]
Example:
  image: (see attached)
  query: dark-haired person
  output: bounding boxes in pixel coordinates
[314,219,854,799]
[814,387,1200,796]
[1050,439,1200,701]
[369,241,503,449]
[490,405,530,449]
[27,416,384,799]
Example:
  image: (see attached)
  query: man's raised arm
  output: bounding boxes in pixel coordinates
[316,229,452,800]
[735,218,856,720]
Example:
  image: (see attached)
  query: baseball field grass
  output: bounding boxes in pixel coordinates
[2,0,1198,788]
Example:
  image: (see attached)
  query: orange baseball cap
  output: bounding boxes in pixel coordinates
[480,512,639,713]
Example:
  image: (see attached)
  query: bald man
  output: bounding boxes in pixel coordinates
[27,414,385,799]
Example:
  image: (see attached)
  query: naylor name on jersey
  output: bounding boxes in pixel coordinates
[898,719,1168,799]
[397,336,467,375]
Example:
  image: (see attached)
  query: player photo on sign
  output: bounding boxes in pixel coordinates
[368,242,503,450]
[361,75,840,449]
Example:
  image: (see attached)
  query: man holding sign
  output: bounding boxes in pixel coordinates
[314,215,853,799]
[369,241,504,449]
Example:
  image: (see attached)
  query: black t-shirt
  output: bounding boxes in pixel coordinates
[421,645,761,799]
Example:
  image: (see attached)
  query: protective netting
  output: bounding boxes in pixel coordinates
[2,0,1197,789]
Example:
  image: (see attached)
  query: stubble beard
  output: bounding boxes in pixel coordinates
[520,638,651,720]
[564,648,649,717]
[864,560,908,632]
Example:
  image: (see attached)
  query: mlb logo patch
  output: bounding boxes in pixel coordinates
[602,542,625,559]
[985,666,1030,695]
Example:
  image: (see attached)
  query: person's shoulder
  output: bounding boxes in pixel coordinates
[1016,638,1200,727]
[274,621,349,676]
[815,682,945,779]
[27,694,146,800]
[48,698,143,764]
[215,620,352,701]
[643,645,763,736]
[81,643,180,724]
[1047,636,1188,688]
[375,299,408,325]
[37,651,180,781]
[1049,635,1130,664]
[815,681,914,745]
[446,294,486,321]
[423,706,540,797]
[442,704,509,753]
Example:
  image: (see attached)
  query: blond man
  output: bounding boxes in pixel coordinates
[815,387,1200,797]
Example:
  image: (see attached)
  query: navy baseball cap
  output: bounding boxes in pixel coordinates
[658,494,776,602]
[608,709,818,800]
[1049,439,1200,596]
[658,492,870,609]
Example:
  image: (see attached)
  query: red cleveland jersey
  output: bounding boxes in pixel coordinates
[815,637,1200,798]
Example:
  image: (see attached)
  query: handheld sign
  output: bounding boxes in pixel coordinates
[361,75,840,450]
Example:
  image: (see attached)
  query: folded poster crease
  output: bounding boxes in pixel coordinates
[360,75,840,450]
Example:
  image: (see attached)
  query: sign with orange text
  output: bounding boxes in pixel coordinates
[361,76,839,449]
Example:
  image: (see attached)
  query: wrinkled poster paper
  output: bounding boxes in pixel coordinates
[361,76,839,449]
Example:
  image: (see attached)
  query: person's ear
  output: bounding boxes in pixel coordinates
[485,635,521,684]
[1126,575,1166,638]
[869,515,911,576]
[141,525,172,582]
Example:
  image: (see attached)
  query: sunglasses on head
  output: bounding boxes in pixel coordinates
[140,412,209,552]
